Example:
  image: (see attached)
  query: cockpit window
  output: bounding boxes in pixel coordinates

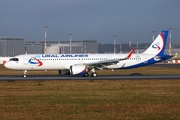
[10,58,19,61]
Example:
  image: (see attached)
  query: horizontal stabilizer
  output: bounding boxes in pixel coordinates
[155,54,173,60]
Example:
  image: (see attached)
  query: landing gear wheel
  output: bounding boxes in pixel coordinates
[83,73,89,77]
[91,72,97,77]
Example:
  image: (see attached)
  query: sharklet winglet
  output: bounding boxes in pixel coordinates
[126,48,134,59]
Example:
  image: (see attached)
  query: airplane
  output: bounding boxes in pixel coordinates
[4,30,172,78]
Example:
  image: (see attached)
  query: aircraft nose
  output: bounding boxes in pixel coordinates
[4,62,8,68]
[4,62,11,69]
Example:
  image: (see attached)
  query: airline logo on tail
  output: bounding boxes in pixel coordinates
[28,55,43,66]
[152,42,161,50]
[151,31,166,51]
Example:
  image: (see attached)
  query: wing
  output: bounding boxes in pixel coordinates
[85,48,134,69]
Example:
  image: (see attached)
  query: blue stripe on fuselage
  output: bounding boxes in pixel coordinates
[118,56,170,69]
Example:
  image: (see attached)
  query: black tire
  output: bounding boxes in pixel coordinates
[91,72,97,77]
[84,73,89,77]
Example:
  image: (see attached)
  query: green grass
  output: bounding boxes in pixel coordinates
[0,80,180,120]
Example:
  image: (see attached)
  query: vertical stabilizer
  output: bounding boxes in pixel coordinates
[143,30,168,56]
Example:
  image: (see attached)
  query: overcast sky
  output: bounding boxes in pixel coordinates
[0,0,180,44]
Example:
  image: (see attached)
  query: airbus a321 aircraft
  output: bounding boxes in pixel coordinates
[5,30,172,78]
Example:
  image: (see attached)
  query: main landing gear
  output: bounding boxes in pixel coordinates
[83,68,97,77]
[91,68,97,77]
[91,72,97,77]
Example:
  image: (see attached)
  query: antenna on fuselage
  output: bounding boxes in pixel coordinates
[25,47,27,54]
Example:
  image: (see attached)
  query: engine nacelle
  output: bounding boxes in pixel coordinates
[58,70,70,75]
[70,65,87,75]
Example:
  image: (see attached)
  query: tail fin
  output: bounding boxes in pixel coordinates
[143,30,168,56]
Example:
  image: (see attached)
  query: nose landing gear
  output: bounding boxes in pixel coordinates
[23,70,27,78]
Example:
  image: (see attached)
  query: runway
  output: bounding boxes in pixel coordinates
[0,74,180,81]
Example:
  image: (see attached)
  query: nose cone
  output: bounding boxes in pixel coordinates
[4,62,11,69]
[4,62,8,68]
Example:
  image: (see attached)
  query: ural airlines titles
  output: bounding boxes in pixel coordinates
[42,54,89,58]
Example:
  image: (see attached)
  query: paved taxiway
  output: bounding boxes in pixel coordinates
[0,74,180,81]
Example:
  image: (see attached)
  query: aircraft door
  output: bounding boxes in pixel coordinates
[23,56,29,65]
[143,55,148,63]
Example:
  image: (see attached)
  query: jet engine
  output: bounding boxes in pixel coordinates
[70,65,87,75]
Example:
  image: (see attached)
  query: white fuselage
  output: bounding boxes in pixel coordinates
[4,53,154,70]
